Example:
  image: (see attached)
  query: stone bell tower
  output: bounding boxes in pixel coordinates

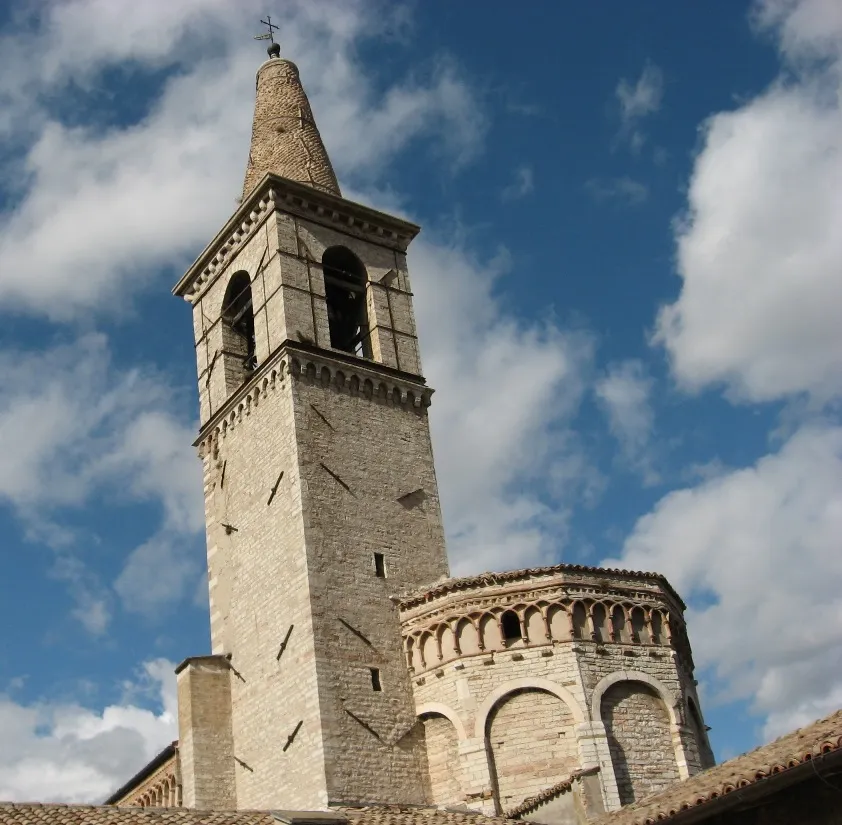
[172,44,449,811]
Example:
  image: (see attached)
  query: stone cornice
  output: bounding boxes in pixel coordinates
[398,579,682,635]
[397,564,686,613]
[195,341,433,455]
[173,174,421,303]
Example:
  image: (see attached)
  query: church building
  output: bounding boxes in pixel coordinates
[3,33,841,825]
[98,40,717,824]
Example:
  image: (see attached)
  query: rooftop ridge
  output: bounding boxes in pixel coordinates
[396,564,686,612]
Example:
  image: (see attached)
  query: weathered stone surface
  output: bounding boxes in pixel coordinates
[601,682,678,805]
[157,49,716,823]
[243,58,340,198]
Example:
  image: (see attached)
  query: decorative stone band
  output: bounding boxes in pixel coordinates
[398,564,685,611]
[398,568,692,677]
[195,341,434,458]
[173,175,420,304]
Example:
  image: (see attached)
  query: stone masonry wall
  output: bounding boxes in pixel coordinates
[420,714,462,806]
[400,569,711,814]
[199,376,328,810]
[243,58,340,198]
[600,682,678,805]
[187,187,447,809]
[486,689,578,812]
[111,753,179,808]
[292,359,449,805]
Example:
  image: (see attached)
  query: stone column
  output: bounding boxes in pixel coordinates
[176,655,237,809]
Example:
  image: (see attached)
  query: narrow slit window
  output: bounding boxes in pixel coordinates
[370,668,382,692]
[373,552,386,578]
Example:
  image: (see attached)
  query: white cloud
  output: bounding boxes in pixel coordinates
[501,165,534,201]
[115,534,203,620]
[615,62,663,152]
[0,659,176,804]
[0,0,484,320]
[607,424,842,741]
[595,360,660,485]
[753,0,842,65]
[655,0,842,404]
[0,334,202,628]
[410,234,598,576]
[49,556,112,636]
[0,334,199,526]
[585,176,649,205]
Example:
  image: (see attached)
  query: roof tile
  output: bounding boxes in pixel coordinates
[594,707,842,825]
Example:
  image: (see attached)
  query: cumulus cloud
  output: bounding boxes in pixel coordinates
[0,334,202,627]
[0,335,199,528]
[655,0,842,404]
[0,0,484,320]
[0,659,176,804]
[617,0,842,745]
[410,235,597,575]
[607,424,842,740]
[615,62,663,152]
[115,534,203,619]
[595,360,659,485]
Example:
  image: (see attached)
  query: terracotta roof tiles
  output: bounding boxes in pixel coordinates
[0,805,514,825]
[596,707,842,824]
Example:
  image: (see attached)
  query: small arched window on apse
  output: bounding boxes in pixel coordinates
[322,246,371,358]
[501,610,522,646]
[222,271,256,390]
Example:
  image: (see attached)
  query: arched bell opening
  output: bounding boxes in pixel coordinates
[221,270,256,392]
[322,246,371,358]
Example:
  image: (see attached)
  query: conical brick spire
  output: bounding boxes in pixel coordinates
[242,55,340,199]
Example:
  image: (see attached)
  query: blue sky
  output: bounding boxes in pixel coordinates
[1,0,841,804]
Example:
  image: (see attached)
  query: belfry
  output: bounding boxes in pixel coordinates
[106,41,715,822]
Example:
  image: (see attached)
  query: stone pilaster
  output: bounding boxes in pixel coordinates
[176,655,236,809]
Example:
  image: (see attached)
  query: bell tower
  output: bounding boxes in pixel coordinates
[173,45,449,810]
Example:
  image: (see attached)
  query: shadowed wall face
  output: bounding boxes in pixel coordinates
[486,688,578,813]
[601,682,678,805]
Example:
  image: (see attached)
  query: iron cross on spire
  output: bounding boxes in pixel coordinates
[254,14,280,44]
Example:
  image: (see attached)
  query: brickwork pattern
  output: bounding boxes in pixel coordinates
[600,682,679,805]
[243,59,340,198]
[182,165,448,810]
[292,364,448,805]
[486,689,578,812]
[400,568,712,814]
[191,209,424,429]
[420,715,462,806]
[198,372,328,810]
[176,658,236,810]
